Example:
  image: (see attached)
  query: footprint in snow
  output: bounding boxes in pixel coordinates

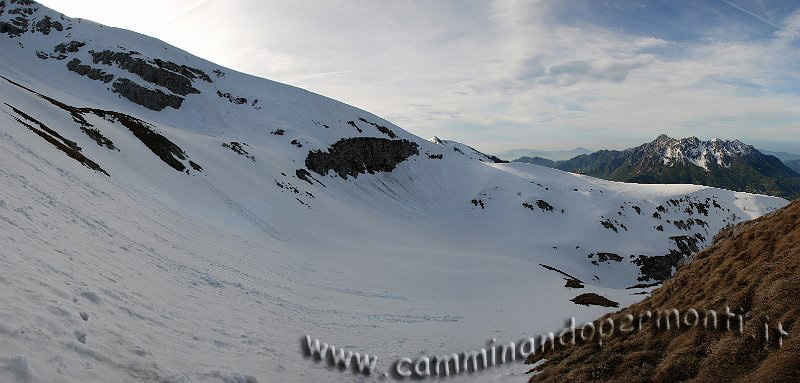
[79,291,101,304]
[74,329,87,344]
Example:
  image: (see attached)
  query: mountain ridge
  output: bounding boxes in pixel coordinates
[496,147,594,161]
[514,135,800,199]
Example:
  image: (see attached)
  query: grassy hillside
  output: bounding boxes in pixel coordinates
[526,200,800,382]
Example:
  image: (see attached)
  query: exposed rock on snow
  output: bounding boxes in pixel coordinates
[66,58,114,83]
[305,137,419,179]
[222,141,256,162]
[570,293,619,307]
[429,135,508,163]
[90,50,202,96]
[111,78,184,111]
[5,102,109,176]
[53,41,85,56]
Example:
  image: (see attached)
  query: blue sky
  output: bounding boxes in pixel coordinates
[41,0,800,153]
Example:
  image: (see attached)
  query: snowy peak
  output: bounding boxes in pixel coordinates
[647,134,757,171]
[546,135,800,198]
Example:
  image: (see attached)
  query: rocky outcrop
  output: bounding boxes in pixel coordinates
[90,50,201,96]
[33,15,61,34]
[152,58,211,83]
[0,20,24,36]
[222,141,255,162]
[589,252,623,265]
[632,235,701,281]
[48,41,85,60]
[305,137,419,180]
[1,1,39,37]
[570,293,619,308]
[53,40,84,54]
[89,108,194,172]
[523,200,556,212]
[111,78,184,111]
[486,155,509,163]
[358,117,397,138]
[216,90,247,105]
[5,102,109,176]
[2,75,197,172]
[67,58,114,83]
[346,120,362,133]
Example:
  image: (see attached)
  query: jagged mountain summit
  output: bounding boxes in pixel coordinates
[515,135,800,199]
[0,2,789,382]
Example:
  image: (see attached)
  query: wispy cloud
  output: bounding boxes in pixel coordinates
[41,0,800,153]
[167,0,214,23]
[719,0,785,30]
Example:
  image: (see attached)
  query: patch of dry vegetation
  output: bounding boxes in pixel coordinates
[527,200,800,383]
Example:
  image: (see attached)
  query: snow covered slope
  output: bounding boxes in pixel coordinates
[428,135,507,163]
[0,1,788,382]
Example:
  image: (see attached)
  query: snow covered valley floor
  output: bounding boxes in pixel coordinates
[0,129,784,382]
[0,142,651,382]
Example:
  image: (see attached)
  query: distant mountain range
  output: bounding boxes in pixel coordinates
[495,147,593,161]
[512,156,556,167]
[787,159,800,174]
[759,149,800,163]
[760,149,800,174]
[514,135,800,199]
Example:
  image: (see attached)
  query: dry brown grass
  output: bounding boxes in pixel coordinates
[527,200,800,383]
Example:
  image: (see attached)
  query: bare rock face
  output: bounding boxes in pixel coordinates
[67,58,114,83]
[0,21,24,36]
[5,102,109,176]
[152,58,212,83]
[90,50,201,96]
[217,90,247,105]
[633,235,700,282]
[33,15,61,34]
[111,78,183,111]
[570,293,619,308]
[357,117,397,138]
[305,137,419,180]
[88,108,195,172]
[0,0,36,37]
[54,40,85,54]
